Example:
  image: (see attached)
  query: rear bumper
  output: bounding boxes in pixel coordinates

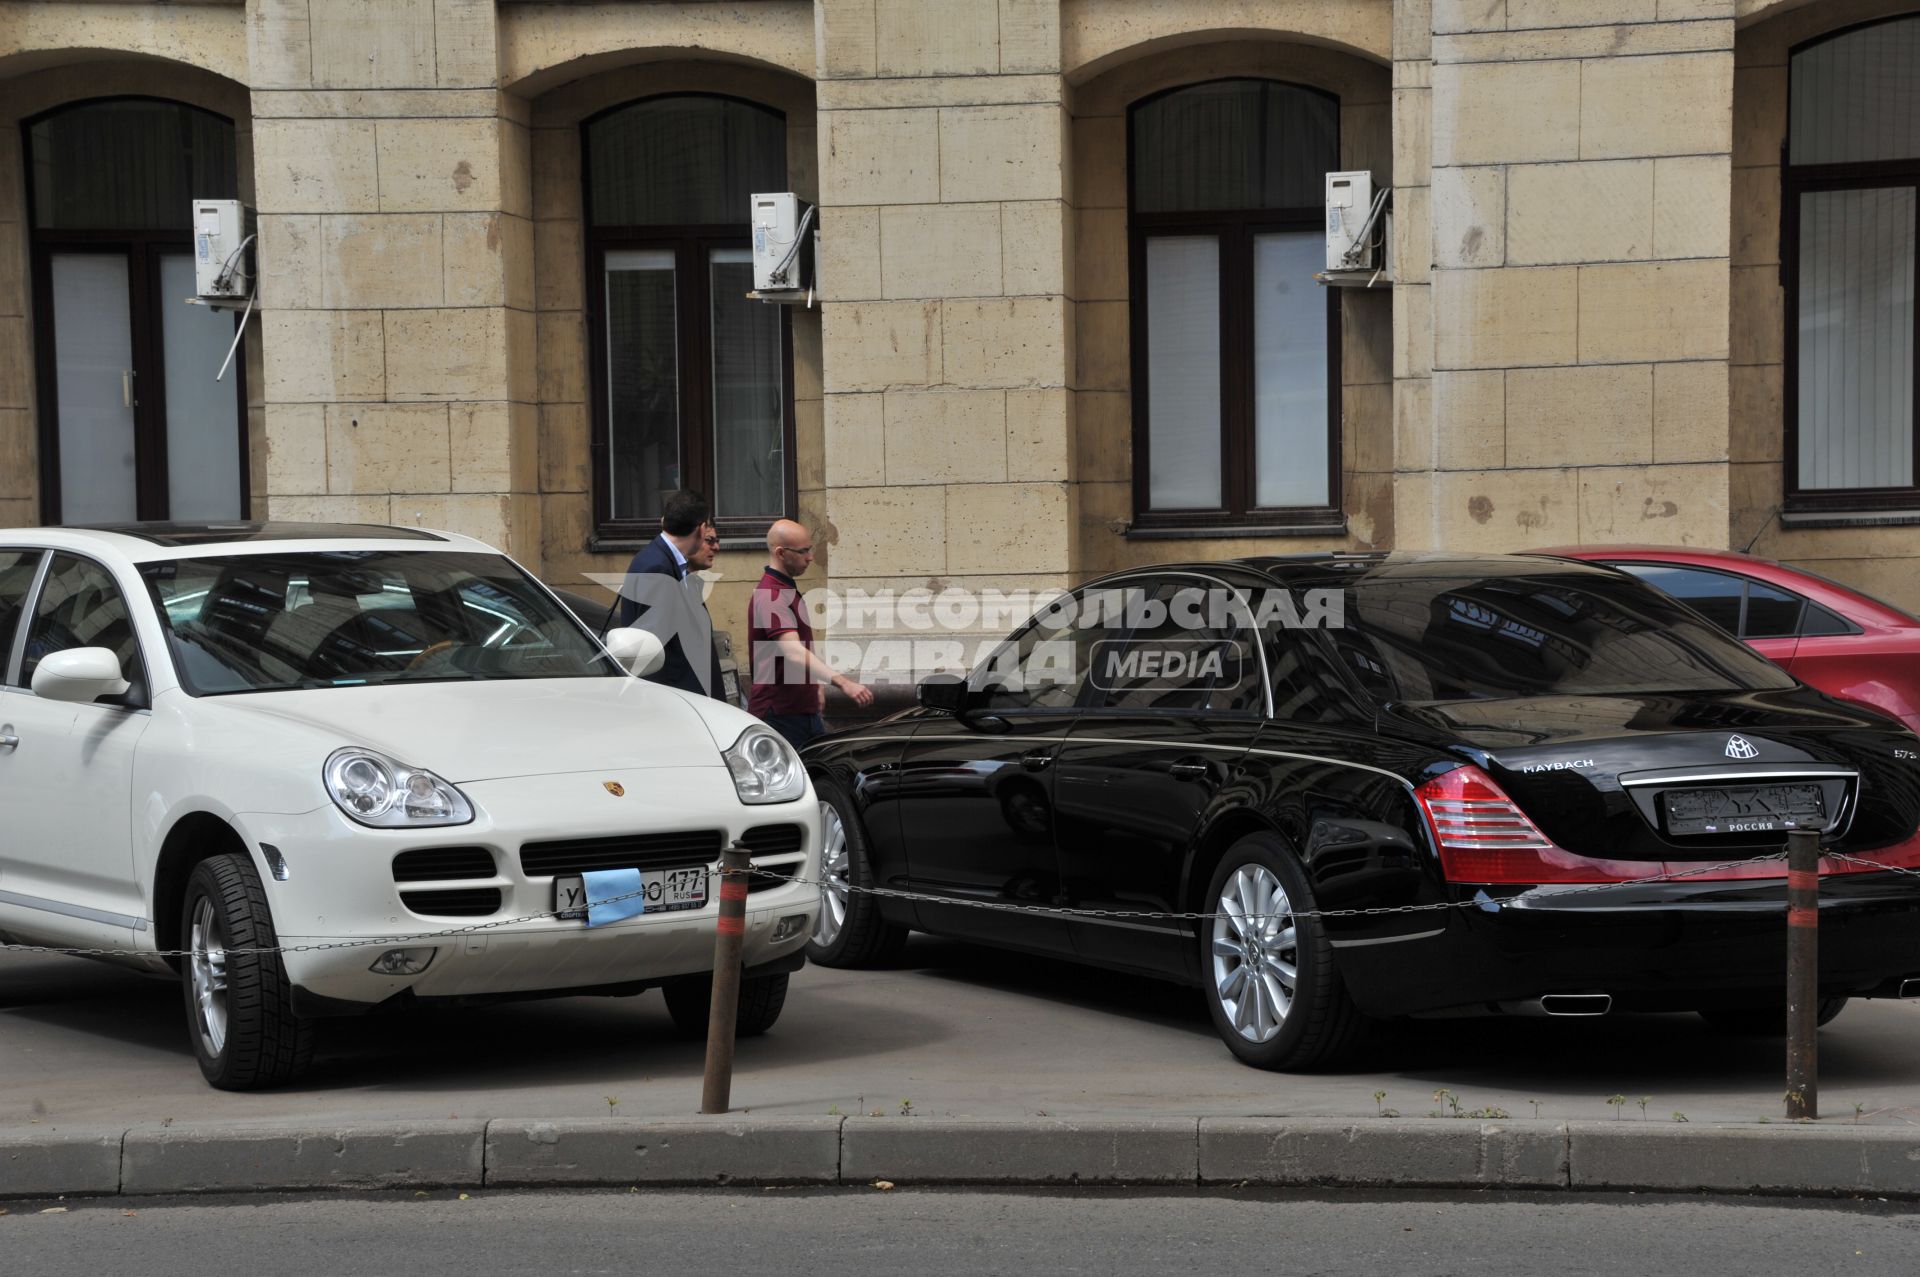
[1334,872,1920,1016]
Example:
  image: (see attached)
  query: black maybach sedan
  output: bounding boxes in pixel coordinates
[801,553,1920,1070]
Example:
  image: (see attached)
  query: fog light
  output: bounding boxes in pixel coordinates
[369,947,435,976]
[772,914,809,942]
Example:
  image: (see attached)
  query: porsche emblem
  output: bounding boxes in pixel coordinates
[602,781,625,797]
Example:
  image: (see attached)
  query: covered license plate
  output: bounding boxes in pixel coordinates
[1663,784,1825,836]
[555,866,709,921]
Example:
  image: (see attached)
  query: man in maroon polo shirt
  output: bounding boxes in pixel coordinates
[748,519,873,751]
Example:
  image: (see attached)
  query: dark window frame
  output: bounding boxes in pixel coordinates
[579,93,796,545]
[1126,79,1343,533]
[22,96,249,526]
[1781,16,1920,513]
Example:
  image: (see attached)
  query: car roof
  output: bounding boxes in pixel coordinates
[1083,550,1628,592]
[1528,543,1920,626]
[3,521,496,562]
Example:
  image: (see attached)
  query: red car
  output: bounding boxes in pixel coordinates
[1535,546,1920,737]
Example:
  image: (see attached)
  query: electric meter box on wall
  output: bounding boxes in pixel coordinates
[751,192,810,292]
[193,199,252,299]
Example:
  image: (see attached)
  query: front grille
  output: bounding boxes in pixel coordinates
[392,846,495,883]
[741,823,806,893]
[739,824,805,856]
[400,887,500,917]
[520,830,724,878]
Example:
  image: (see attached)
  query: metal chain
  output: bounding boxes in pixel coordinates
[13,848,1903,964]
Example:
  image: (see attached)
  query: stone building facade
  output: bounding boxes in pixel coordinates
[1,0,1916,658]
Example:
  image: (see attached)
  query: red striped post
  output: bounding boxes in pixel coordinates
[1785,827,1819,1121]
[701,843,754,1114]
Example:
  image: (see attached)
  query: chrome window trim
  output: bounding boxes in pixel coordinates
[1616,767,1859,787]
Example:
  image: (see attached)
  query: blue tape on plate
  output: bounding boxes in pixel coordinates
[584,868,647,928]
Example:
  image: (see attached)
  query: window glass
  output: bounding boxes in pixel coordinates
[0,550,43,673]
[1612,564,1745,633]
[1326,568,1796,705]
[1092,580,1261,713]
[1145,236,1222,509]
[20,554,143,697]
[1790,18,1920,166]
[1131,80,1336,214]
[970,590,1124,712]
[1801,603,1856,637]
[28,99,236,231]
[1743,580,1806,639]
[1795,186,1915,491]
[709,247,784,517]
[605,250,679,521]
[141,551,623,695]
[1252,232,1330,508]
[587,97,784,227]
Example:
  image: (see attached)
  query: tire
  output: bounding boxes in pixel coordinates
[804,782,909,968]
[1697,995,1850,1035]
[662,972,790,1038]
[180,853,315,1090]
[1199,832,1368,1071]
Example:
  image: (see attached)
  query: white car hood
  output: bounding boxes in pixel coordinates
[220,677,729,783]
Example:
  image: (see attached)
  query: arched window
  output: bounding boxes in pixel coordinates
[1128,79,1340,529]
[25,97,244,524]
[583,95,791,538]
[1786,17,1920,510]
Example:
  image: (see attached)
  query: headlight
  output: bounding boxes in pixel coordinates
[723,725,806,804]
[323,747,474,828]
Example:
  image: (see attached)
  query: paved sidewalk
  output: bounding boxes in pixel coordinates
[6,938,1920,1198]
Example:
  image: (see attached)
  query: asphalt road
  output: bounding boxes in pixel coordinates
[6,935,1920,1128]
[5,1188,1920,1276]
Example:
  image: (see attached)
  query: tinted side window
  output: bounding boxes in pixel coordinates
[1615,564,1743,633]
[1093,580,1261,713]
[1800,603,1855,636]
[0,550,42,678]
[20,554,144,700]
[1742,580,1805,639]
[970,591,1114,712]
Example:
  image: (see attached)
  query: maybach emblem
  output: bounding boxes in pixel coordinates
[1724,735,1760,760]
[602,781,625,797]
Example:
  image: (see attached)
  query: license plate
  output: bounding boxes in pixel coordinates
[554,867,709,920]
[1663,784,1825,836]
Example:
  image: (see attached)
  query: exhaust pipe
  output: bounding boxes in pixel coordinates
[1499,993,1613,1017]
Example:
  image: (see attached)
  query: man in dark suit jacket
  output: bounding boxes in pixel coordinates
[616,490,726,700]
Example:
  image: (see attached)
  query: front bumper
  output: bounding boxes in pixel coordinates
[1333,872,1920,1017]
[237,765,822,1010]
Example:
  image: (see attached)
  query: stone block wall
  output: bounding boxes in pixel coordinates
[1399,0,1738,552]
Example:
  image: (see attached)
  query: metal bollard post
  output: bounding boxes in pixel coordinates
[1785,826,1820,1121]
[700,842,753,1115]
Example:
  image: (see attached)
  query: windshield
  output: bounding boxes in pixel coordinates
[140,550,623,695]
[1325,566,1799,705]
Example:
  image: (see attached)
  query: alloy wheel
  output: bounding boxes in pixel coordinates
[814,800,850,948]
[1210,865,1299,1044]
[189,895,230,1058]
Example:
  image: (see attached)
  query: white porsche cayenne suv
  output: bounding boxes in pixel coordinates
[0,522,821,1089]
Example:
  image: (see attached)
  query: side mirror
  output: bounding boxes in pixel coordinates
[604,627,667,678]
[31,647,131,704]
[917,673,971,715]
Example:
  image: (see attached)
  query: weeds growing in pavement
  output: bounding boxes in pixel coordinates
[1637,1096,1651,1120]
[899,1098,915,1117]
[1854,1102,1865,1124]
[1606,1094,1627,1119]
[1672,1111,1689,1123]
[604,1096,619,1113]
[1529,1100,1542,1120]
[1373,1090,1388,1116]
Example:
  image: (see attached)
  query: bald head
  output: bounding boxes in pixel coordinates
[766,519,816,578]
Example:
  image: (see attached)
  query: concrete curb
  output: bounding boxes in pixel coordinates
[5,1118,1920,1199]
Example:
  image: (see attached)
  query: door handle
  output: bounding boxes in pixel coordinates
[1020,750,1054,772]
[0,726,17,754]
[1168,759,1211,781]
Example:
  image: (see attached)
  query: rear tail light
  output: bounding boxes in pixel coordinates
[1415,765,1642,884]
